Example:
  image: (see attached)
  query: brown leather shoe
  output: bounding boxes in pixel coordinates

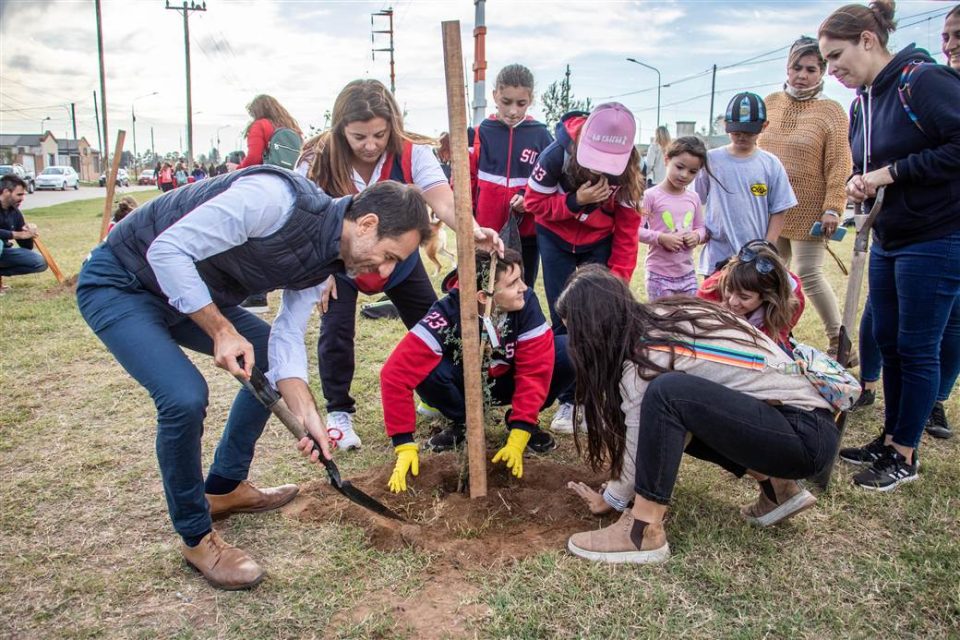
[741,477,816,527]
[567,511,670,564]
[206,480,299,520]
[180,531,265,590]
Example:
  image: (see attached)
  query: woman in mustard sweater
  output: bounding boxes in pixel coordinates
[759,36,853,360]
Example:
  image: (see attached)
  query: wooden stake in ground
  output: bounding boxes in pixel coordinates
[442,20,487,499]
[33,238,65,284]
[99,130,126,241]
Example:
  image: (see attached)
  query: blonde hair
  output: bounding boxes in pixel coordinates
[245,94,303,137]
[655,125,671,152]
[301,79,434,197]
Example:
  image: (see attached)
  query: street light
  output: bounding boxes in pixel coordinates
[40,116,51,135]
[131,91,160,175]
[626,57,662,130]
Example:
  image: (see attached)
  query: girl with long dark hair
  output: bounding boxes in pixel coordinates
[559,266,837,564]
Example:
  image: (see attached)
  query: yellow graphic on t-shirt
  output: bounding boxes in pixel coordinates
[660,209,695,231]
[750,183,768,197]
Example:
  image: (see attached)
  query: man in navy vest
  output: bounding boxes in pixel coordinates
[77,166,430,590]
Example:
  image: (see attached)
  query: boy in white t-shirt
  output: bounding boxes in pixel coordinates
[695,92,797,275]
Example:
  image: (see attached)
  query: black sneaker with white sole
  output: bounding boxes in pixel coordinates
[527,430,558,454]
[240,293,269,314]
[839,433,888,465]
[425,425,465,452]
[924,401,953,439]
[852,447,918,491]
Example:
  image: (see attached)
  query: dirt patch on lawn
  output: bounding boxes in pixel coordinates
[284,454,609,561]
[282,454,611,637]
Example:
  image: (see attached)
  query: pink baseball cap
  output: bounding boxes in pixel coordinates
[576,102,636,175]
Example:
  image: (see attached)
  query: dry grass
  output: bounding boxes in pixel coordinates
[1,193,957,639]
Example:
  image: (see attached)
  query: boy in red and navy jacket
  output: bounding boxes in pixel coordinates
[381,249,575,493]
[469,115,552,287]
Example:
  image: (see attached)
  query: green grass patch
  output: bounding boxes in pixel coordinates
[0,196,957,638]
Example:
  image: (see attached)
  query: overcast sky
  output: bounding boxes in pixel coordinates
[0,0,953,159]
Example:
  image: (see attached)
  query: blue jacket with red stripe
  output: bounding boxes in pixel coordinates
[469,115,552,238]
[525,111,642,281]
[380,287,554,445]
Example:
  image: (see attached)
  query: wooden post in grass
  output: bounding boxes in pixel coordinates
[442,20,486,499]
[99,130,126,241]
[33,238,65,284]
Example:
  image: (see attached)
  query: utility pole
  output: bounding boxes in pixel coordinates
[708,64,718,136]
[166,0,207,168]
[371,8,396,93]
[95,0,109,170]
[471,0,487,126]
[151,127,156,158]
[93,92,102,160]
[70,103,77,141]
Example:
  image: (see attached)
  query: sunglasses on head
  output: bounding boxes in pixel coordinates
[737,240,779,274]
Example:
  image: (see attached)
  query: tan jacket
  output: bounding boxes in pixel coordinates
[758,93,852,241]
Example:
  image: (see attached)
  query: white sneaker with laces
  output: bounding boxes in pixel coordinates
[550,403,578,434]
[327,411,361,451]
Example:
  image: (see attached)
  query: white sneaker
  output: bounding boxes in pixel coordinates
[550,403,577,434]
[327,411,361,451]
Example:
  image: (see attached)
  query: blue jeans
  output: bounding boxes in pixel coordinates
[868,232,960,448]
[536,226,613,330]
[416,334,575,425]
[76,245,273,540]
[860,295,960,402]
[0,245,47,276]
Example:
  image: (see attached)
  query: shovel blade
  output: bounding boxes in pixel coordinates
[336,481,405,521]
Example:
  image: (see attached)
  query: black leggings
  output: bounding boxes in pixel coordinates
[634,372,837,505]
[317,257,438,413]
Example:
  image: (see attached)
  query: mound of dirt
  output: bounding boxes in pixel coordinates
[282,454,611,564]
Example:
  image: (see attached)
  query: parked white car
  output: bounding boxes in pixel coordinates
[35,166,80,190]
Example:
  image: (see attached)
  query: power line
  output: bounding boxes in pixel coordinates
[595,6,950,103]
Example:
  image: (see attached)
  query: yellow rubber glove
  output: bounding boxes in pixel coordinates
[491,429,531,478]
[388,443,419,493]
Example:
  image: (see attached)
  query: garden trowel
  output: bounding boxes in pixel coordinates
[234,358,404,521]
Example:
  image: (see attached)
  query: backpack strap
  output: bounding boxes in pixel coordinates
[897,61,932,138]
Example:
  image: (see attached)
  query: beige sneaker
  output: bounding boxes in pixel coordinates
[567,511,670,564]
[180,531,265,590]
[741,478,816,527]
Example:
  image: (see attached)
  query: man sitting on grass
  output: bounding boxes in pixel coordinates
[0,174,47,290]
[381,248,575,493]
[77,167,430,590]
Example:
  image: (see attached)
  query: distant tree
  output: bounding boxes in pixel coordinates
[541,64,593,131]
[119,150,134,168]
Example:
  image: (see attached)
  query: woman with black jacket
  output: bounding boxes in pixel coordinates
[818,0,960,491]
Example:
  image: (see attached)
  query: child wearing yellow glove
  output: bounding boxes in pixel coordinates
[380,249,575,492]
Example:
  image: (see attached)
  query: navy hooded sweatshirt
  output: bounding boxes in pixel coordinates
[848,44,960,250]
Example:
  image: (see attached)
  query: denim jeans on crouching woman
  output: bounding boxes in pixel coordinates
[76,244,273,541]
[632,373,837,505]
[869,231,960,448]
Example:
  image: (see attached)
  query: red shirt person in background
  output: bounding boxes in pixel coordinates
[238,94,303,168]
